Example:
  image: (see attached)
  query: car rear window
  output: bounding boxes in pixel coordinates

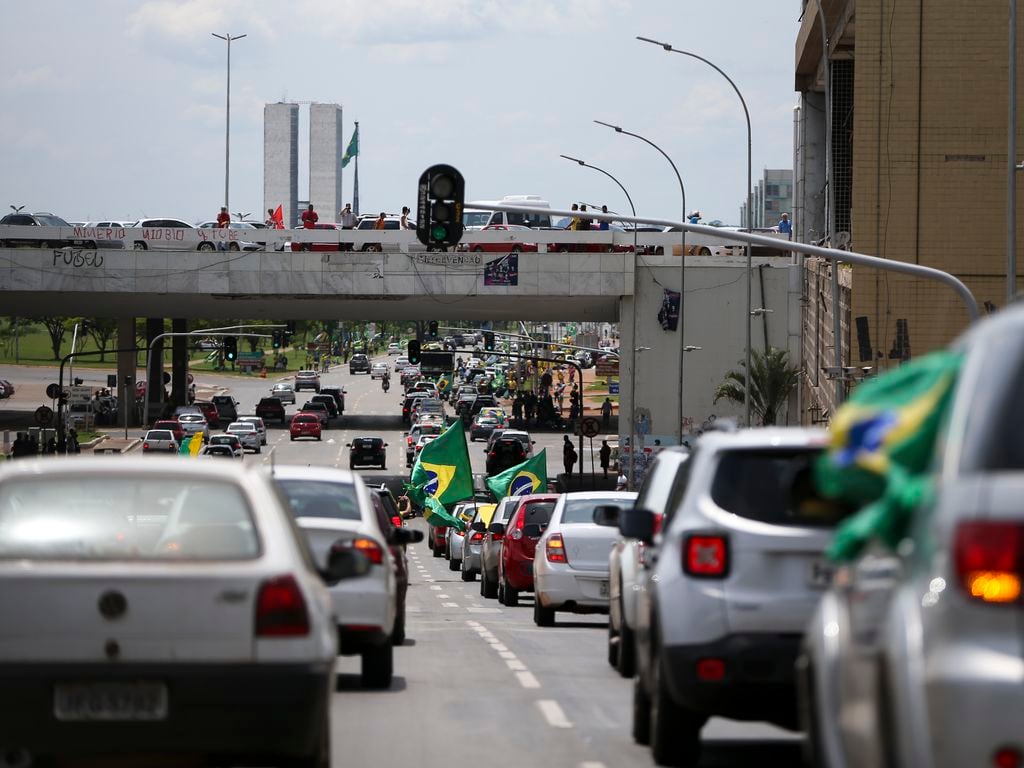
[277,480,361,521]
[521,502,555,526]
[354,438,381,448]
[0,478,259,560]
[709,448,851,527]
[561,498,629,524]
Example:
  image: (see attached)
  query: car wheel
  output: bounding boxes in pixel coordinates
[392,606,406,646]
[448,556,460,571]
[617,615,637,679]
[255,446,261,454]
[461,568,475,582]
[317,435,322,441]
[481,570,498,599]
[533,596,555,627]
[650,652,704,767]
[503,580,519,607]
[472,246,483,252]
[197,242,215,252]
[133,241,147,250]
[361,643,393,689]
[608,620,620,669]
[496,578,505,603]
[632,675,652,745]
[283,703,330,768]
[381,462,387,470]
[229,242,240,252]
[349,462,356,469]
[433,542,443,558]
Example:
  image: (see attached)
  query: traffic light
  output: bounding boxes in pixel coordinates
[408,340,421,365]
[483,331,495,351]
[272,330,282,349]
[416,164,465,248]
[429,320,439,337]
[224,336,237,362]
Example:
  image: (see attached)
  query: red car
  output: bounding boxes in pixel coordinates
[289,412,322,441]
[291,223,342,252]
[430,524,448,557]
[152,418,185,443]
[464,224,538,253]
[496,494,560,606]
[193,400,220,429]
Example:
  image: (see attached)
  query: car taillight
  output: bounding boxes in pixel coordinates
[684,534,728,578]
[336,537,384,566]
[954,522,1024,604]
[546,533,567,563]
[489,451,496,459]
[142,442,150,450]
[255,575,310,637]
[470,532,484,542]
[993,747,1023,768]
[390,515,402,528]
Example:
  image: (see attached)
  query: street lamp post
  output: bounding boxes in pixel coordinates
[9,205,25,214]
[560,154,640,487]
[637,36,754,427]
[211,32,246,211]
[594,120,688,445]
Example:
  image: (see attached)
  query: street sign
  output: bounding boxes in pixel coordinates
[580,417,601,439]
[596,357,619,376]
[34,406,53,426]
[45,383,61,400]
[69,386,93,404]
[609,381,620,395]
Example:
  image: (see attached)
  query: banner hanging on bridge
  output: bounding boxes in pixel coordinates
[658,288,680,332]
[484,253,518,286]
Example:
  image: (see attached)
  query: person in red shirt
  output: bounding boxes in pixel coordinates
[215,206,230,250]
[301,204,318,229]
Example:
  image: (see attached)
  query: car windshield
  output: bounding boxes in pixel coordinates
[0,478,258,560]
[561,497,629,525]
[35,214,70,227]
[709,448,851,527]
[277,480,361,521]
[463,211,491,227]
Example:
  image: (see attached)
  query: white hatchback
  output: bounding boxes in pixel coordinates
[533,491,637,626]
[0,457,358,767]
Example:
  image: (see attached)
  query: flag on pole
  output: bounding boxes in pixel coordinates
[271,205,284,229]
[814,350,963,561]
[406,420,473,528]
[486,449,548,501]
[178,433,204,456]
[341,125,359,168]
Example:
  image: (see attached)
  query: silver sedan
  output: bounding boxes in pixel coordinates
[271,383,296,405]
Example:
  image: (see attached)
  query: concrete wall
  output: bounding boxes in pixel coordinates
[619,254,802,450]
[263,103,299,228]
[795,92,827,244]
[309,103,343,222]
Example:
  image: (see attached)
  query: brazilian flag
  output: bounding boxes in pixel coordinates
[178,433,204,457]
[486,449,548,501]
[814,350,963,561]
[407,420,473,529]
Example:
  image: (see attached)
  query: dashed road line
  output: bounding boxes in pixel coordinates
[442,602,459,608]
[506,658,527,671]
[517,671,541,689]
[537,700,573,729]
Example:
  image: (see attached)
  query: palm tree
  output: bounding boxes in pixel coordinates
[714,346,801,426]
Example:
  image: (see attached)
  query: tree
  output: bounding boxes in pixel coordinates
[36,316,70,361]
[714,346,801,426]
[85,318,118,362]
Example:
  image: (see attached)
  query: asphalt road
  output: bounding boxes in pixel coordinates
[0,355,803,766]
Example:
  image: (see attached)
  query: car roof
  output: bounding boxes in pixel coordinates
[693,426,828,452]
[270,464,360,484]
[558,490,639,502]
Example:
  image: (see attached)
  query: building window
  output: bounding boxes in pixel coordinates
[766,184,780,196]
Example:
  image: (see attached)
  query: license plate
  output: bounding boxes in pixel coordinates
[54,681,168,721]
[809,559,835,589]
[599,580,610,598]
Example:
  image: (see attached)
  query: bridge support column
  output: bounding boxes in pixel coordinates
[146,318,164,423]
[116,317,138,428]
[171,318,188,407]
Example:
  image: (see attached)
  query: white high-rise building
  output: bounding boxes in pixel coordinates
[309,103,343,222]
[263,103,299,228]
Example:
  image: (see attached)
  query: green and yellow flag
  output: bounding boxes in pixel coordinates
[814,350,963,561]
[407,420,473,529]
[486,449,548,501]
[178,433,204,457]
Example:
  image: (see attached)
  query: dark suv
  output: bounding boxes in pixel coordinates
[211,395,238,423]
[0,212,94,249]
[349,437,387,469]
[349,354,371,374]
[255,397,287,424]
[319,387,346,415]
[485,436,528,476]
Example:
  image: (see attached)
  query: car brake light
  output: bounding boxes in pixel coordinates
[470,532,484,542]
[390,515,402,528]
[334,537,384,566]
[684,534,728,578]
[255,575,310,637]
[142,442,150,450]
[994,748,1023,768]
[954,522,1023,604]
[546,533,567,564]
[696,658,726,682]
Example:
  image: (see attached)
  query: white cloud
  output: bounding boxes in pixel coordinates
[127,0,240,42]
[4,66,57,91]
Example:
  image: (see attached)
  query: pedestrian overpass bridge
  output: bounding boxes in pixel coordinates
[0,225,800,448]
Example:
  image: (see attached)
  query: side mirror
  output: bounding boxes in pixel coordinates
[488,522,506,535]
[619,508,656,544]
[523,523,542,538]
[345,443,351,448]
[593,505,622,528]
[471,521,487,532]
[393,528,424,545]
[322,547,370,584]
[384,443,389,447]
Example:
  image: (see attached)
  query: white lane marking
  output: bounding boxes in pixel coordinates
[517,671,541,689]
[438,594,450,599]
[429,585,441,590]
[442,602,459,608]
[466,620,482,628]
[579,763,606,768]
[506,658,527,671]
[537,700,573,729]
[489,642,508,652]
[498,650,517,660]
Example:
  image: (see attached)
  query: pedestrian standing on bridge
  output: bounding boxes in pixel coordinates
[568,203,580,231]
[578,204,592,232]
[216,206,230,251]
[339,203,357,250]
[563,435,577,478]
[599,205,610,230]
[301,204,318,229]
[400,206,411,230]
[778,212,792,237]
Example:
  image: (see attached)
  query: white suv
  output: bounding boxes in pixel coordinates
[626,427,847,767]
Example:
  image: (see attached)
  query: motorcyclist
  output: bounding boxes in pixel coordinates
[382,372,391,392]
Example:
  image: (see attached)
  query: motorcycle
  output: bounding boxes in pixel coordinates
[382,376,390,393]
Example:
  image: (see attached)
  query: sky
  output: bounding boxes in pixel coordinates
[0,1,801,227]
